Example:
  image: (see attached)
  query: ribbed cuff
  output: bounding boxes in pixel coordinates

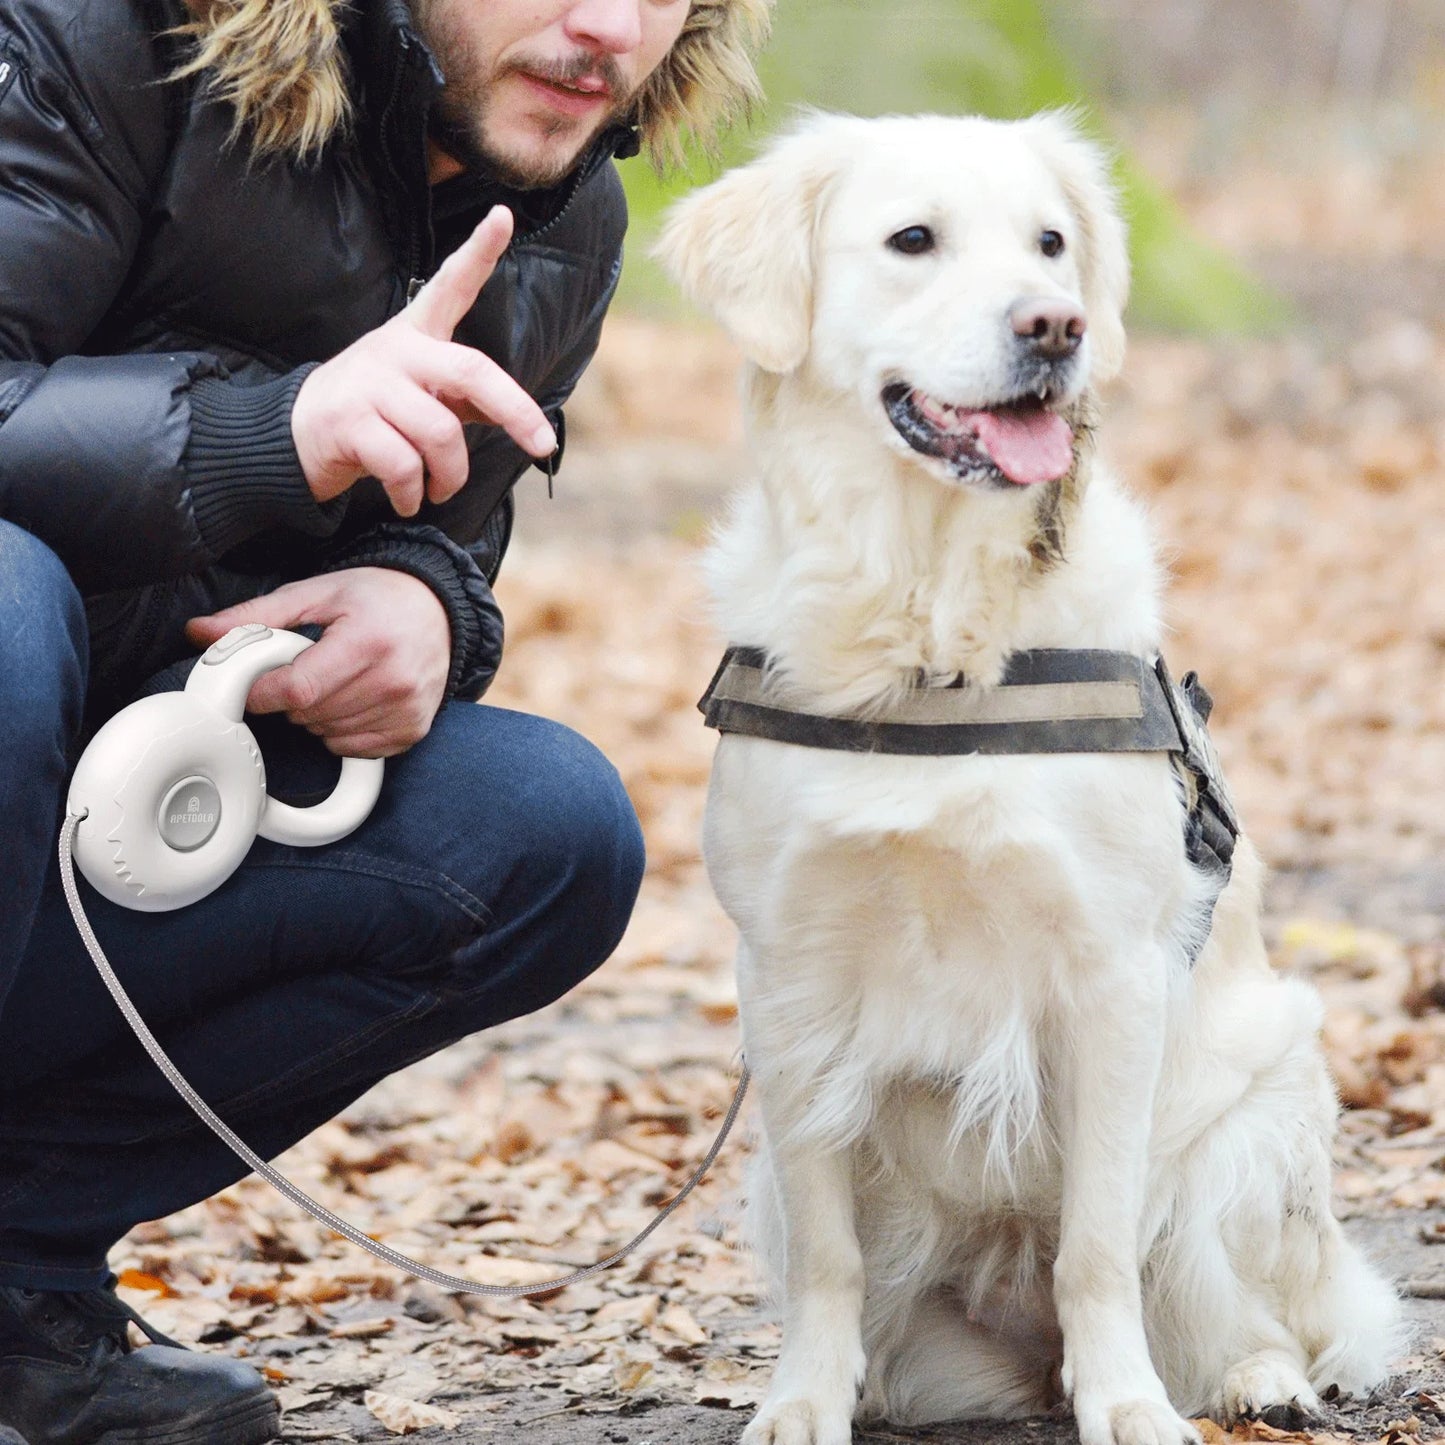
[322,525,504,701]
[185,365,347,557]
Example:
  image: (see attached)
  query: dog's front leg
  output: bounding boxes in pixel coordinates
[1054,947,1200,1445]
[743,1100,865,1445]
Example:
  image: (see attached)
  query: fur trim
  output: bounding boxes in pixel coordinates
[170,0,774,168]
[170,0,352,163]
[636,0,774,170]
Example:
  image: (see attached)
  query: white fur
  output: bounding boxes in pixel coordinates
[656,112,1402,1445]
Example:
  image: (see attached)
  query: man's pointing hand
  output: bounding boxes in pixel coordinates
[291,206,557,518]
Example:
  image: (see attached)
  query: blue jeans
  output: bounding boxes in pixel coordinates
[0,520,645,1289]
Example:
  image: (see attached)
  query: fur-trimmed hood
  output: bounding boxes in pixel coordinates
[173,0,774,166]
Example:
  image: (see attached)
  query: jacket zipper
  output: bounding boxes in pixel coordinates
[515,164,588,246]
[401,150,589,304]
[375,34,426,307]
[513,127,624,246]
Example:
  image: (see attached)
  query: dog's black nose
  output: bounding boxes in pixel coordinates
[1009,297,1086,360]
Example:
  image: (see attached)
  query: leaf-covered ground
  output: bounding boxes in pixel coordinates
[107,131,1445,1441]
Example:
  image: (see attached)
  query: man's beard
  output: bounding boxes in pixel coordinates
[415,4,633,190]
[429,76,624,191]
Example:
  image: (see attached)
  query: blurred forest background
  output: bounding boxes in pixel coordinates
[614,0,1445,328]
[120,6,1445,1437]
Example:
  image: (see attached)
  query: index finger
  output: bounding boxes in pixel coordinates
[404,206,514,341]
[411,338,556,457]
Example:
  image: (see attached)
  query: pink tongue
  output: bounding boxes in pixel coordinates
[968,408,1074,486]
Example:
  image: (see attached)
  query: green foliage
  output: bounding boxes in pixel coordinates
[618,0,1289,334]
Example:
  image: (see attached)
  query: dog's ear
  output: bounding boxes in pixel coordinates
[1022,114,1131,384]
[653,117,846,374]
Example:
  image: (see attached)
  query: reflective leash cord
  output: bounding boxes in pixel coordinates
[59,810,750,1300]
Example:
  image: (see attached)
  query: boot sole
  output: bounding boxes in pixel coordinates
[90,1391,279,1445]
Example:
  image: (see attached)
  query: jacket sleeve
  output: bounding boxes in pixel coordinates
[320,519,506,701]
[0,5,343,596]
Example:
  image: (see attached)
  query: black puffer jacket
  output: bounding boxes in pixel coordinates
[0,0,630,702]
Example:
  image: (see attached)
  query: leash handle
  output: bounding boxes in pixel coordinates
[66,626,384,912]
[59,811,748,1300]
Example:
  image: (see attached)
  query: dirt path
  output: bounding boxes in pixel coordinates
[276,1207,1444,1442]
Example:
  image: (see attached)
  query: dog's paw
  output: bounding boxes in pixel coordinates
[1220,1354,1321,1429]
[741,1397,854,1445]
[1075,1397,1202,1445]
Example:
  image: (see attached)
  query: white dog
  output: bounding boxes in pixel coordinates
[656,112,1400,1445]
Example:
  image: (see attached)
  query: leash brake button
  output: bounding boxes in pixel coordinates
[201,623,273,666]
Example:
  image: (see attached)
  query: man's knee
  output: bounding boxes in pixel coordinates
[501,715,646,956]
[0,522,87,751]
[408,707,646,997]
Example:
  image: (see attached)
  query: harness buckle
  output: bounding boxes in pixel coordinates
[1154,656,1240,881]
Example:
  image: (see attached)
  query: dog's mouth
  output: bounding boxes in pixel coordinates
[881,383,1075,488]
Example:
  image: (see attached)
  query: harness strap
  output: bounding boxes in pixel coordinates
[698,646,1241,956]
[702,647,1189,757]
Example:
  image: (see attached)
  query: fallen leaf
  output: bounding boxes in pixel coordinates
[362,1390,461,1434]
[658,1302,708,1345]
[115,1269,176,1299]
[595,1294,660,1327]
[613,1356,655,1391]
[695,1357,766,1408]
[329,1317,395,1340]
[1380,1417,1423,1445]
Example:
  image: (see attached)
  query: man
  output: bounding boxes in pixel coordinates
[0,0,771,1441]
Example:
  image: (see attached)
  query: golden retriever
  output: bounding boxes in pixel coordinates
[656,111,1400,1445]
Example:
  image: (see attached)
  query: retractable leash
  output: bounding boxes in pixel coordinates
[60,623,748,1300]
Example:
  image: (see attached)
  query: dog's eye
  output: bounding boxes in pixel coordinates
[1039,229,1066,258]
[887,225,936,256]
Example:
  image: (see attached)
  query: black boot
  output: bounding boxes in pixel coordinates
[0,1279,279,1445]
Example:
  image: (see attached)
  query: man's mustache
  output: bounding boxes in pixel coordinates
[507,51,630,102]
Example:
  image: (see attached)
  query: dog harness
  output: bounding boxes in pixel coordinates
[699,647,1240,951]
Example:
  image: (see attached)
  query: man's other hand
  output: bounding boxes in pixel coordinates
[186,569,451,758]
[291,205,558,518]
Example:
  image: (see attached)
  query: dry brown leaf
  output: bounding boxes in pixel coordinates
[1193,1421,1351,1445]
[595,1294,660,1327]
[362,1390,461,1434]
[456,1255,572,1290]
[228,1280,282,1306]
[115,1269,175,1299]
[273,1384,331,1414]
[329,1317,395,1340]
[657,1302,708,1345]
[282,1269,354,1306]
[498,1319,570,1346]
[493,1119,534,1164]
[1380,1417,1423,1445]
[695,1357,766,1408]
[612,1355,654,1392]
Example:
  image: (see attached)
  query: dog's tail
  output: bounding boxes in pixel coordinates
[1286,1216,1406,1398]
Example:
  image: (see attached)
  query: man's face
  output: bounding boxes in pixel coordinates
[415,0,692,189]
